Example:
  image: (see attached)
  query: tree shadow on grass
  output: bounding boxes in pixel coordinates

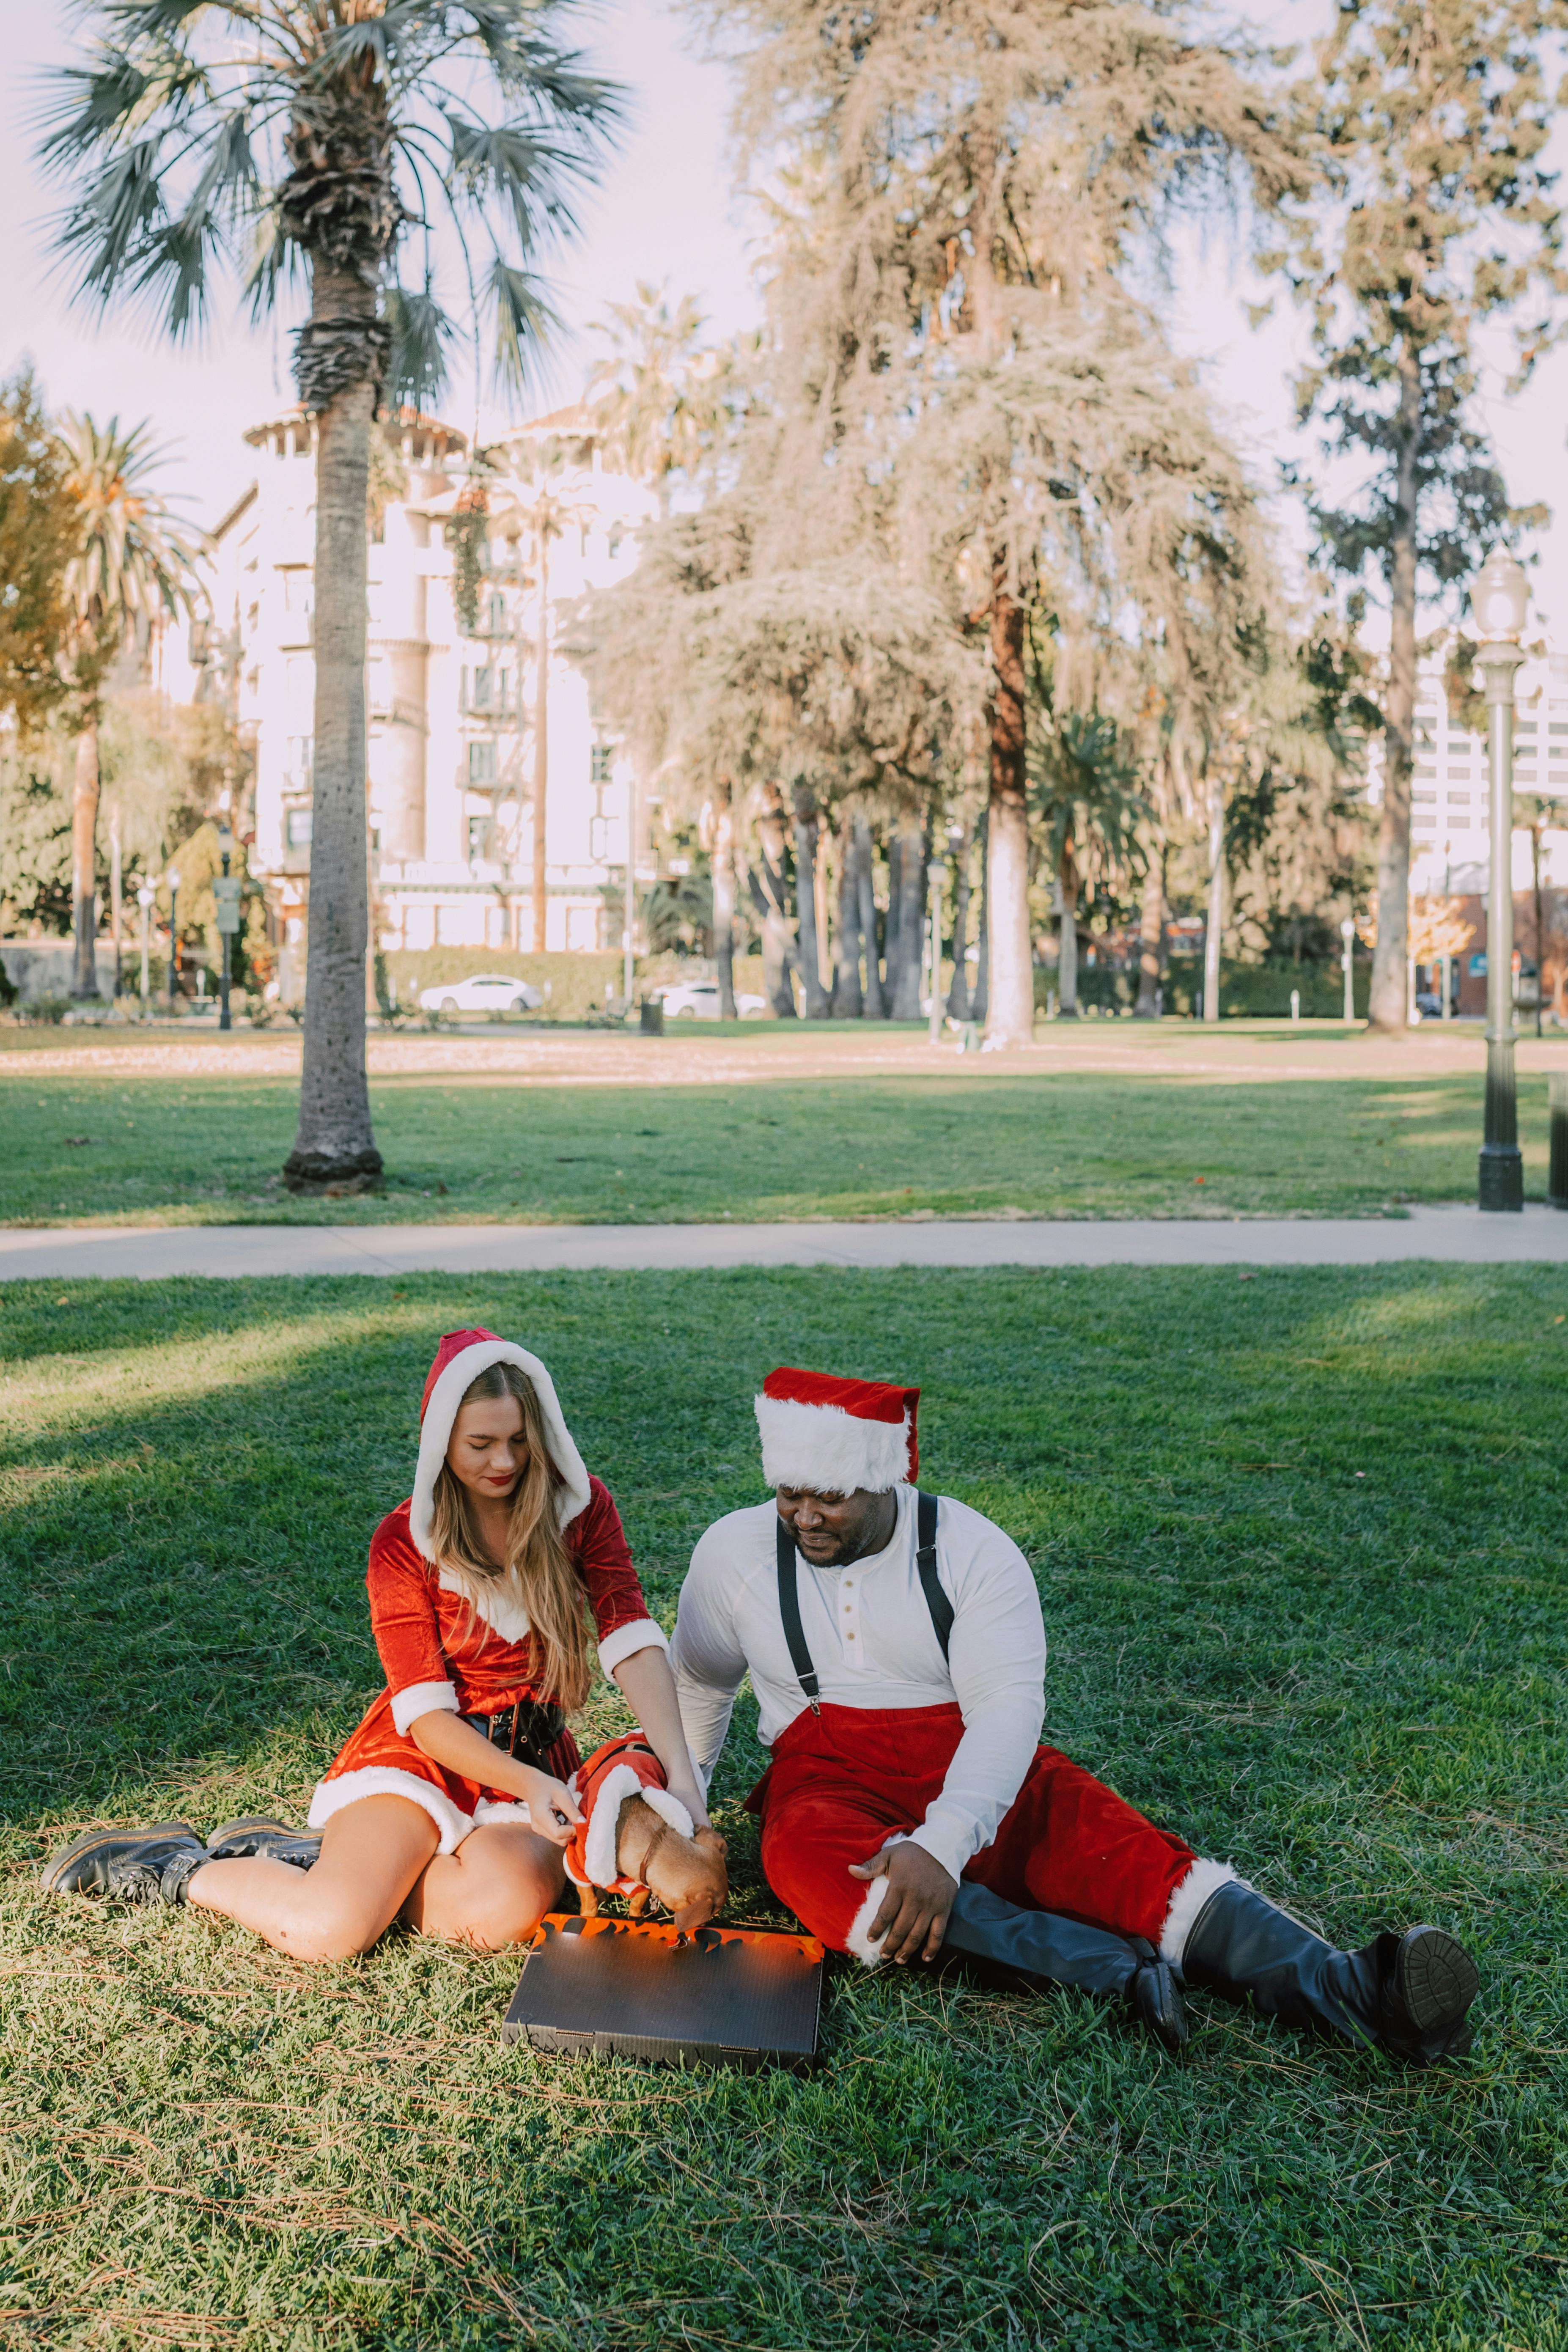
[3,1265,1565,1932]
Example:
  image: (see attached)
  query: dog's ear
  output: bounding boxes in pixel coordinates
[672,1893,718,1933]
[693,1826,728,1857]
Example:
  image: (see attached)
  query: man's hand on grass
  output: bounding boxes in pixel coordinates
[849,1840,958,1965]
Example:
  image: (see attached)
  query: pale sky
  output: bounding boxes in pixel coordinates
[5,0,1568,639]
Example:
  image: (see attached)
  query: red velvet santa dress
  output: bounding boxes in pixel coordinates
[308,1330,669,1854]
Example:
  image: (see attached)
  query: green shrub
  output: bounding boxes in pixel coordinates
[1033,956,1373,1019]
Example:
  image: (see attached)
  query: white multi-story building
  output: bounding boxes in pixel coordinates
[198,403,654,992]
[1406,636,1568,897]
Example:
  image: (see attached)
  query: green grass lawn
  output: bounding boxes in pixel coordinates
[2,1265,1565,2348]
[3,1057,1563,1224]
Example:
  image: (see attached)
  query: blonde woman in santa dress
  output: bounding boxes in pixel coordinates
[43,1330,709,1961]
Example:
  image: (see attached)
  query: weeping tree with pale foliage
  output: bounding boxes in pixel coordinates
[40,0,619,1183]
[678,0,1306,1046]
[54,412,207,1000]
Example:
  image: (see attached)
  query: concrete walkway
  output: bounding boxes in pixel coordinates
[3,1205,1568,1280]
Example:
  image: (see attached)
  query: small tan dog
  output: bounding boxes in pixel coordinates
[566,1737,730,1933]
[579,1794,729,1933]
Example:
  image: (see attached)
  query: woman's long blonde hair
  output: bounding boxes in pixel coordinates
[426,1361,591,1711]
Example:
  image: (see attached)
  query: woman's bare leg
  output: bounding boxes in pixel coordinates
[402,1820,565,1950]
[186,1796,439,1962]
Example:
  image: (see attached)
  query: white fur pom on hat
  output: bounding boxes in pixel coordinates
[409,1327,591,1561]
[754,1365,920,1494]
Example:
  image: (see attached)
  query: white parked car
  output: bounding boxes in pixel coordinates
[420,972,543,1017]
[657,979,768,1019]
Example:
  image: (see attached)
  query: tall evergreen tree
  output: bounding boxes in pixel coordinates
[1271,0,1563,1031]
[41,2,619,1179]
[0,372,77,740]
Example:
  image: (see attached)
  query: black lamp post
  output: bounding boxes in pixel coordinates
[1473,549,1529,1212]
[216,822,234,1033]
[166,867,181,1012]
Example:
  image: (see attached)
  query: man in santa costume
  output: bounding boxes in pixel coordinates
[670,1366,1480,2062]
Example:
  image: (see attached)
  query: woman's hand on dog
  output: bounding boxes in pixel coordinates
[849,1841,958,1965]
[514,1766,583,1847]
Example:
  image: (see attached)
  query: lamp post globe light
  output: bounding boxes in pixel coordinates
[1473,548,1529,1213]
[166,868,181,1013]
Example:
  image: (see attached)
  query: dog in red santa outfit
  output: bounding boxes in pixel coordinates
[669,1366,1480,2063]
[566,1734,729,1932]
[44,1331,716,1962]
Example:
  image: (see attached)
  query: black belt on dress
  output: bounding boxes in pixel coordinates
[461,1698,565,1770]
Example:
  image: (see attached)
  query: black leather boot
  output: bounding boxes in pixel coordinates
[1182,1881,1478,2066]
[206,1816,322,1868]
[942,1881,1189,2051]
[41,1820,210,1907]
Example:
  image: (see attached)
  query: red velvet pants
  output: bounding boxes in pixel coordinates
[749,1702,1195,1956]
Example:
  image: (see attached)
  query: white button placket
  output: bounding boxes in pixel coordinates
[840,1574,868,1670]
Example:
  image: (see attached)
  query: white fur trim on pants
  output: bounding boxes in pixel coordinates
[843,1832,911,1966]
[1159,1858,1239,1968]
[754,1392,912,1495]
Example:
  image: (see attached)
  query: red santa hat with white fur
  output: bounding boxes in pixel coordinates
[754,1366,920,1493]
[410,1327,592,1561]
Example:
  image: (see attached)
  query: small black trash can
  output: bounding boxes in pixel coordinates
[639,997,665,1036]
[1550,1071,1568,1209]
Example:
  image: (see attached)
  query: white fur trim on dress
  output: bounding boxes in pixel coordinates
[597,1617,669,1677]
[1159,1858,1239,1968]
[307,1767,475,1855]
[755,1392,912,1494]
[389,1679,460,1737]
[436,1566,533,1645]
[582,1763,645,1887]
[410,1340,592,1561]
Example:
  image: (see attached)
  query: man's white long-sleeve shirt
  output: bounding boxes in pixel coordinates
[670,1487,1047,1886]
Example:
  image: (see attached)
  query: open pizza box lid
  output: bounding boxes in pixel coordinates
[503,1913,824,2071]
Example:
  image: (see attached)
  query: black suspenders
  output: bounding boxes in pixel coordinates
[775,1490,953,1715]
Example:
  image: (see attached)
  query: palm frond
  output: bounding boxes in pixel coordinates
[385,279,454,410]
[489,257,559,401]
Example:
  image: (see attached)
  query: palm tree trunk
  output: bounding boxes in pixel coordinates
[968,804,992,1025]
[1369,350,1420,1033]
[1057,851,1080,1017]
[791,783,831,1017]
[832,811,863,1016]
[854,813,885,1019]
[946,818,973,1020]
[752,790,798,1017]
[889,817,925,1019]
[284,266,382,1191]
[533,523,550,953]
[986,577,1033,1047]
[1203,771,1225,1024]
[70,721,101,998]
[1134,842,1164,1017]
[108,800,124,999]
[713,778,737,1018]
